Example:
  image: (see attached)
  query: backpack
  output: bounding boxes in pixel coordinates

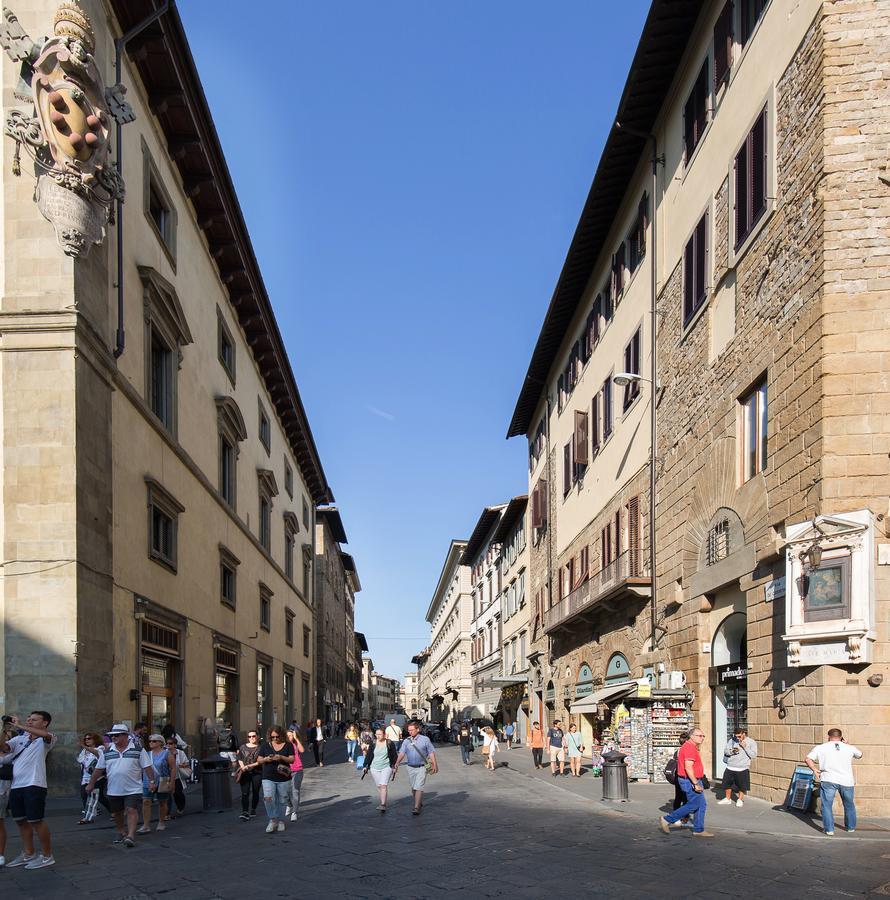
[664,755,678,785]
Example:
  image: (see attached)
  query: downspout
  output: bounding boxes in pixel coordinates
[112,1,171,358]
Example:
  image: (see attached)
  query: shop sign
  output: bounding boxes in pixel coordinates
[544,683,555,702]
[716,662,749,685]
[636,679,651,698]
[765,576,786,602]
[575,663,594,698]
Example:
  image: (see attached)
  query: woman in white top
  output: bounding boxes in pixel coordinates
[565,723,585,777]
[482,727,499,771]
[76,732,109,823]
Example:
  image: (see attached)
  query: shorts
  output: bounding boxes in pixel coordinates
[9,785,47,823]
[722,768,750,793]
[107,793,143,813]
[142,786,171,802]
[407,765,427,791]
[371,767,392,787]
[0,779,10,818]
[549,747,565,763]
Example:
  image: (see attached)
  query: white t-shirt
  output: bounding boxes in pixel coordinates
[385,725,402,742]
[97,741,154,796]
[807,740,862,787]
[4,733,57,789]
[77,747,102,785]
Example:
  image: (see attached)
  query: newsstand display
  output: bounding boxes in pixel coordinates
[651,698,694,784]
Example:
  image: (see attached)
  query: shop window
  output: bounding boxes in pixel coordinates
[215,646,238,726]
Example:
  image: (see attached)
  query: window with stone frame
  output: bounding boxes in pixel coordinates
[219,543,240,608]
[622,327,642,411]
[217,307,236,384]
[602,375,613,442]
[683,59,709,165]
[142,138,177,264]
[216,396,247,510]
[734,106,768,250]
[303,625,311,657]
[627,194,648,274]
[739,377,768,481]
[258,401,271,454]
[259,583,273,632]
[284,512,299,581]
[140,267,192,436]
[285,608,295,647]
[257,468,279,552]
[145,477,184,572]
[284,459,294,498]
[683,210,708,326]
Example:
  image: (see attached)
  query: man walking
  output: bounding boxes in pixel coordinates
[0,711,57,869]
[86,723,155,847]
[718,727,757,807]
[309,718,326,767]
[805,728,862,836]
[660,725,713,837]
[393,720,437,816]
[385,718,403,743]
[546,720,566,777]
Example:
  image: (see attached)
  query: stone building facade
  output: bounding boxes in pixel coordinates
[0,0,333,787]
[509,0,889,813]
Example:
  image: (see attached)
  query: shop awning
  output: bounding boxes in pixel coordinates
[569,682,636,713]
[491,674,527,685]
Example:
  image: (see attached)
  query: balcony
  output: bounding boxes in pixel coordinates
[544,549,651,634]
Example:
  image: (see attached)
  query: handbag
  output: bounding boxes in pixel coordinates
[157,776,173,793]
[276,764,291,777]
[409,738,433,773]
[482,744,490,755]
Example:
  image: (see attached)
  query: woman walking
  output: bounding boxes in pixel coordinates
[168,738,190,818]
[139,734,175,832]
[363,727,397,812]
[530,722,544,769]
[77,732,109,823]
[257,725,294,833]
[345,723,359,762]
[458,723,474,765]
[566,723,584,777]
[236,729,262,821]
[285,728,305,822]
[482,726,499,771]
[505,721,515,750]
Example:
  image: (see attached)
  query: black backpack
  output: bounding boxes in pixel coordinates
[664,755,678,785]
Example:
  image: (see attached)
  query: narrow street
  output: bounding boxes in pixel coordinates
[4,741,890,899]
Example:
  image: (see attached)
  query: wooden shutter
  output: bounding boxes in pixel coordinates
[695,62,708,146]
[563,443,572,495]
[557,373,565,412]
[697,212,707,308]
[540,477,548,529]
[615,242,626,295]
[683,90,696,162]
[751,107,766,224]
[580,545,589,580]
[683,231,694,321]
[591,393,600,452]
[714,1,733,90]
[531,483,540,530]
[734,141,747,248]
[603,380,612,439]
[574,410,589,466]
[638,194,648,258]
[592,295,602,344]
[614,509,622,559]
[627,496,640,576]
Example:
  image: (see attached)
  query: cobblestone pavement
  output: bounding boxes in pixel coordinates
[3,740,890,899]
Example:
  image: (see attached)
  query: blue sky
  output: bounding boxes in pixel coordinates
[179,1,650,682]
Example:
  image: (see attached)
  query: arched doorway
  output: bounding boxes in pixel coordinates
[710,611,748,778]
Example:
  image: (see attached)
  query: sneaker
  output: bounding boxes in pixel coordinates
[277,822,285,832]
[112,836,125,844]
[375,804,385,812]
[847,828,856,833]
[717,798,732,805]
[0,855,5,867]
[249,812,257,819]
[155,822,165,831]
[239,813,249,821]
[659,817,671,834]
[285,806,292,817]
[692,831,715,837]
[25,855,55,870]
[5,853,36,868]
[290,812,298,822]
[824,830,834,836]
[736,799,744,808]
[265,822,276,833]
[136,825,150,834]
[123,836,135,848]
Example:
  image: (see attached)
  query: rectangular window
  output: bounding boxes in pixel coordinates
[283,670,294,725]
[623,328,642,411]
[259,495,271,550]
[734,106,768,249]
[591,393,600,455]
[683,211,708,326]
[220,436,235,506]
[714,1,733,90]
[740,0,767,47]
[563,442,572,497]
[258,405,271,453]
[284,460,293,498]
[303,625,310,657]
[628,196,648,274]
[218,311,236,383]
[739,378,768,481]
[683,60,709,164]
[602,283,613,327]
[601,522,613,569]
[602,377,613,442]
[220,558,237,608]
[149,329,174,429]
[302,498,310,529]
[627,495,641,575]
[146,479,182,572]
[143,139,177,262]
[259,587,271,632]
[611,243,626,303]
[285,529,294,580]
[285,609,294,647]
[573,410,589,470]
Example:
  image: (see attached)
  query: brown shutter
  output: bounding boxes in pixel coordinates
[638,193,648,258]
[614,509,622,559]
[695,213,707,309]
[591,393,600,452]
[713,1,733,90]
[616,242,626,294]
[627,496,640,576]
[683,91,695,162]
[574,410,589,466]
[734,141,747,247]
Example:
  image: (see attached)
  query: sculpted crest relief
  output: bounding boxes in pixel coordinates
[1,1,135,256]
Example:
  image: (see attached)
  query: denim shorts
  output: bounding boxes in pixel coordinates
[9,785,47,823]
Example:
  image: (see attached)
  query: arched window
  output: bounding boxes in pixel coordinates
[604,652,631,685]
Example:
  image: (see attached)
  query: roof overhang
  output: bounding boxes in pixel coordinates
[425,540,468,623]
[492,495,528,545]
[316,506,347,544]
[461,506,507,565]
[506,0,704,438]
[354,632,369,652]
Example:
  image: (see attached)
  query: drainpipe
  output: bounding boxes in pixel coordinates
[615,121,664,659]
[112,1,171,358]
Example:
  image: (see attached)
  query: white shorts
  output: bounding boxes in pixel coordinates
[550,747,565,763]
[371,767,392,787]
[407,765,427,791]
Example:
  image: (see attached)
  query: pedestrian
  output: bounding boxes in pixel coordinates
[805,728,862,836]
[236,728,262,821]
[0,711,57,869]
[670,730,690,825]
[393,720,438,816]
[345,722,359,761]
[471,721,480,748]
[132,722,149,750]
[76,732,109,823]
[546,720,566,777]
[167,737,190,818]
[458,723,474,765]
[310,718,326,767]
[86,723,155,848]
[285,728,305,822]
[160,723,188,752]
[0,716,17,868]
[364,727,398,813]
[257,725,294,833]
[138,734,175,833]
[565,723,584,777]
[659,725,712,837]
[385,718,403,743]
[482,726,499,771]
[360,721,374,757]
[505,721,514,750]
[718,728,757,808]
[530,721,544,769]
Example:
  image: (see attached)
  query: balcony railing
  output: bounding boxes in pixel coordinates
[544,549,650,633]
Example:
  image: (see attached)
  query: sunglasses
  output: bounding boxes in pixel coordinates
[150,739,162,743]
[270,734,282,739]
[248,733,258,738]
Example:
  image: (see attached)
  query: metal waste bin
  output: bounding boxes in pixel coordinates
[200,755,233,811]
[601,748,630,802]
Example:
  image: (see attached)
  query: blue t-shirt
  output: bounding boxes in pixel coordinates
[399,735,434,767]
[505,724,514,736]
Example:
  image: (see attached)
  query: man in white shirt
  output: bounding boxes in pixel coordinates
[805,728,862,836]
[86,723,155,847]
[0,710,57,869]
[385,719,403,742]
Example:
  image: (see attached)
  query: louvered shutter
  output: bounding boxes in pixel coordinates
[563,443,572,495]
[591,393,600,452]
[615,242,626,295]
[695,213,707,309]
[638,194,648,257]
[734,142,747,248]
[574,410,589,466]
[627,496,640,576]
[751,108,766,223]
[714,2,733,90]
[614,509,622,559]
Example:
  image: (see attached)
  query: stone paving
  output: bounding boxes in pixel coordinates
[2,739,890,899]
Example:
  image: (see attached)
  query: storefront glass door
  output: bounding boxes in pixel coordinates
[141,654,176,732]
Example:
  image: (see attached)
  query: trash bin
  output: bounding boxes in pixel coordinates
[200,755,233,811]
[601,748,630,802]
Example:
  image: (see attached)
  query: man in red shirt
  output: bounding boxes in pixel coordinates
[660,726,713,836]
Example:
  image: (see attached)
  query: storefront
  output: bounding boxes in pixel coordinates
[214,643,239,727]
[139,617,182,733]
[710,611,748,778]
[493,676,529,740]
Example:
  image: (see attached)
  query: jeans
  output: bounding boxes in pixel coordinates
[346,739,357,760]
[289,770,303,817]
[820,781,856,832]
[664,777,707,832]
[261,779,290,821]
[240,771,261,814]
[460,745,470,764]
[532,748,543,767]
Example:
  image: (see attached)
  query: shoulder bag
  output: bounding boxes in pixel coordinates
[409,738,433,773]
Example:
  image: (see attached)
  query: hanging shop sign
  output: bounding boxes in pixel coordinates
[575,664,594,697]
